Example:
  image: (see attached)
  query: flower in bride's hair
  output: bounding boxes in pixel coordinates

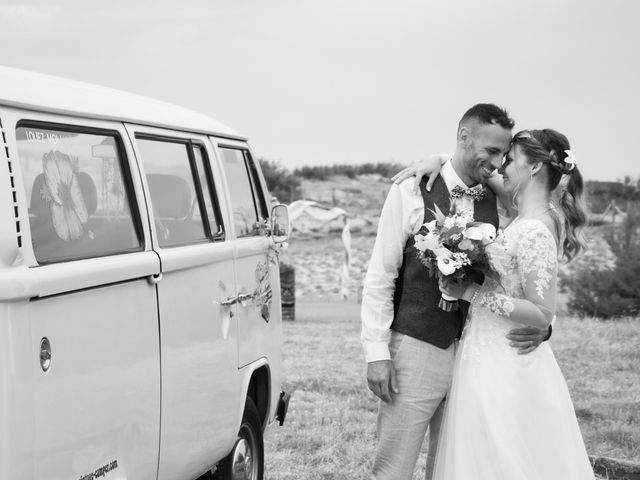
[564,150,577,171]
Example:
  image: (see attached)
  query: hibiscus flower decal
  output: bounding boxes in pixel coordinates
[253,260,273,322]
[40,150,89,241]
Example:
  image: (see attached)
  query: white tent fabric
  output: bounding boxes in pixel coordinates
[289,200,347,223]
[341,219,352,299]
[288,200,352,299]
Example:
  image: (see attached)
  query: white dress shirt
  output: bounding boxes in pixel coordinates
[360,159,474,363]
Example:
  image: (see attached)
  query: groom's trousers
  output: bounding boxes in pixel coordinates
[372,331,455,480]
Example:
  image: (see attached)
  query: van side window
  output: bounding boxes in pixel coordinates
[192,145,223,239]
[15,125,141,264]
[136,137,209,247]
[220,147,267,237]
[244,150,269,220]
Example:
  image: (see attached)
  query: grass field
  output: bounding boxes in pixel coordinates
[264,301,640,480]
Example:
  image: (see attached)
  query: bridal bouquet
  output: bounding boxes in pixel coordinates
[413,205,497,311]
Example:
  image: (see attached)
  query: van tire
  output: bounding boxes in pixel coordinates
[214,398,264,480]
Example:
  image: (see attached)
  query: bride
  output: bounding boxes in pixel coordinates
[412,129,595,479]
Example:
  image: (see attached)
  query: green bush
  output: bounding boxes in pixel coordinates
[563,266,640,318]
[585,180,639,214]
[561,213,640,318]
[258,158,301,204]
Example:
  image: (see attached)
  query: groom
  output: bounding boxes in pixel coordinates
[361,104,549,480]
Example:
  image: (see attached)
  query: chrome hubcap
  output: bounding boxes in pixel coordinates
[230,427,257,480]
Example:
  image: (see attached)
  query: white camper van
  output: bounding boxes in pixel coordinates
[0,66,290,480]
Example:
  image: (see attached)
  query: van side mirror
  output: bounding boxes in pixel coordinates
[271,204,290,243]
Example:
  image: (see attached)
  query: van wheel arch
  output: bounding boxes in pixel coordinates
[246,366,270,428]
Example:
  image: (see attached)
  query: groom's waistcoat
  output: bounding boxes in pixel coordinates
[391,176,499,349]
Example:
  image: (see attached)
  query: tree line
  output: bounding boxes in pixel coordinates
[260,158,640,213]
[258,159,405,203]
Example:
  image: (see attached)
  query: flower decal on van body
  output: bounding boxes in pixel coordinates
[254,260,273,322]
[41,150,88,241]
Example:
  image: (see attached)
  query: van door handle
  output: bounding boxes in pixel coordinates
[237,291,256,306]
[215,296,238,307]
[148,273,163,285]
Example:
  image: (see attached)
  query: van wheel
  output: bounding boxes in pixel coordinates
[214,398,263,480]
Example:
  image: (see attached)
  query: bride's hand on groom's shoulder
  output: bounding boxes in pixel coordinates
[391,154,449,193]
[367,360,399,404]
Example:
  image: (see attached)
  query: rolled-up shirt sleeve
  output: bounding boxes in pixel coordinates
[361,180,423,363]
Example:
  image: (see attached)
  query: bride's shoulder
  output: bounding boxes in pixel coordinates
[509,216,558,246]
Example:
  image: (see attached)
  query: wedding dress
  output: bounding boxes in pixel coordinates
[433,218,595,479]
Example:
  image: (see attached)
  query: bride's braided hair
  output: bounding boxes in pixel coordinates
[512,129,588,261]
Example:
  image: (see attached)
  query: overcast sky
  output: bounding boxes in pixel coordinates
[0,0,638,181]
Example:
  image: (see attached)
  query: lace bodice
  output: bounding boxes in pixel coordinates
[462,218,559,357]
[483,218,558,301]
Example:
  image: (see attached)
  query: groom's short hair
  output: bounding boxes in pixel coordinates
[459,103,515,131]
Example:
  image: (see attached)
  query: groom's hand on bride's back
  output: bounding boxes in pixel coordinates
[367,360,399,403]
[506,326,551,355]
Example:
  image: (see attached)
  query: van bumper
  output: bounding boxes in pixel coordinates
[276,391,290,426]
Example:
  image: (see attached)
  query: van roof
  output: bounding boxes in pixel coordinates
[0,65,245,140]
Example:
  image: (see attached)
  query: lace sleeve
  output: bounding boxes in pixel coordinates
[516,220,558,305]
[477,219,558,328]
